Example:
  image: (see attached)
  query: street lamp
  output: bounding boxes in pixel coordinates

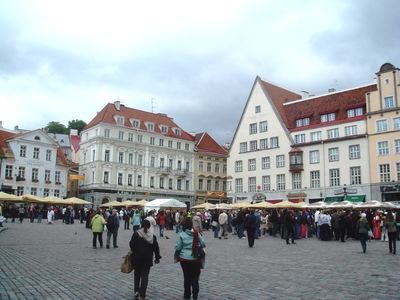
[0,155,4,192]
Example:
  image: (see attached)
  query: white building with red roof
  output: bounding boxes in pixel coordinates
[0,128,69,197]
[79,101,196,207]
[227,75,376,204]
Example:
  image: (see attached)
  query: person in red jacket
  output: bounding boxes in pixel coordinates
[157,210,166,237]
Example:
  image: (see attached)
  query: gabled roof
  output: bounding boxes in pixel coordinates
[0,129,17,157]
[85,102,195,142]
[195,132,228,157]
[282,84,377,131]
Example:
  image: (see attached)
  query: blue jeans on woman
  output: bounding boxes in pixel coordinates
[359,233,368,253]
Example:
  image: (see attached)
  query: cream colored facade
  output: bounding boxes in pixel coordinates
[366,63,400,201]
[194,154,227,204]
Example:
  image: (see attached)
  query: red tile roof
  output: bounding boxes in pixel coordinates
[260,79,377,131]
[195,132,228,157]
[70,134,80,152]
[85,102,195,141]
[0,129,17,157]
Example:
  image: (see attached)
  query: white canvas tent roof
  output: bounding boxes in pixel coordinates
[144,198,187,211]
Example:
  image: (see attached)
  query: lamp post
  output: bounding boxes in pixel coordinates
[0,155,4,192]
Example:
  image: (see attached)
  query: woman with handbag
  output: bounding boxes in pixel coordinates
[129,219,161,300]
[175,217,206,300]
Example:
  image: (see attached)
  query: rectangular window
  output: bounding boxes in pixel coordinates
[259,121,268,132]
[395,140,400,153]
[18,167,25,180]
[215,163,220,173]
[150,137,155,145]
[215,180,220,191]
[240,142,247,153]
[54,189,60,197]
[132,120,140,128]
[5,165,12,178]
[198,179,203,190]
[328,147,339,161]
[104,129,110,137]
[150,157,155,168]
[160,157,165,168]
[169,159,173,169]
[248,177,256,192]
[55,171,60,183]
[118,152,124,164]
[270,137,279,148]
[185,143,190,151]
[393,117,400,130]
[177,179,182,191]
[177,142,181,150]
[207,162,211,172]
[321,112,335,123]
[118,173,123,185]
[128,133,134,142]
[16,186,24,196]
[310,131,321,142]
[126,174,132,186]
[255,105,261,113]
[168,178,173,189]
[327,128,339,139]
[235,178,243,193]
[199,161,203,172]
[345,125,357,136]
[20,145,27,157]
[43,188,49,197]
[292,173,302,189]
[45,170,51,182]
[378,141,389,155]
[397,163,400,181]
[104,171,109,183]
[276,155,285,168]
[250,140,258,151]
[309,150,320,164]
[92,149,96,161]
[147,123,154,131]
[249,123,257,135]
[118,131,124,140]
[310,171,320,188]
[33,147,39,159]
[159,139,164,147]
[262,175,270,191]
[347,107,363,118]
[235,161,243,172]
[32,168,39,181]
[294,134,306,144]
[248,159,256,171]
[159,177,164,189]
[296,117,310,127]
[261,157,270,169]
[137,135,143,143]
[150,176,155,188]
[379,164,391,182]
[384,96,394,108]
[138,175,142,187]
[206,179,211,191]
[31,187,37,196]
[376,120,388,132]
[137,154,143,166]
[277,174,285,191]
[105,150,110,162]
[168,140,173,148]
[329,169,340,186]
[186,161,190,172]
[128,153,133,165]
[161,126,168,134]
[259,138,268,150]
[349,145,361,159]
[350,166,361,185]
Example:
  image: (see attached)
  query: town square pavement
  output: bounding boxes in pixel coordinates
[0,220,399,300]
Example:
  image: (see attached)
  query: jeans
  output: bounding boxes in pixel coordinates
[133,225,140,232]
[286,226,295,244]
[180,261,201,299]
[124,219,130,230]
[213,225,219,238]
[247,228,256,247]
[237,224,244,238]
[92,232,103,247]
[106,228,118,247]
[159,225,165,237]
[176,224,181,233]
[219,224,228,238]
[388,232,396,254]
[359,233,368,253]
[134,265,150,298]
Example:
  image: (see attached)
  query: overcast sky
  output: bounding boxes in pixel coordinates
[1,0,399,144]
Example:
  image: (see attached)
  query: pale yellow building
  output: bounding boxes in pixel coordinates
[366,63,400,201]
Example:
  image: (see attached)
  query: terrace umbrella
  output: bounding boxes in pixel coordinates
[272,201,306,209]
[326,200,354,209]
[249,201,275,209]
[42,196,69,205]
[230,201,252,209]
[122,199,147,207]
[22,194,45,203]
[100,201,125,208]
[353,200,396,210]
[215,203,232,210]
[64,197,92,205]
[192,202,216,210]
[0,192,22,202]
[306,201,327,210]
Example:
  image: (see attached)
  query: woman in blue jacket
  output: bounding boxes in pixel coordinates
[175,217,206,300]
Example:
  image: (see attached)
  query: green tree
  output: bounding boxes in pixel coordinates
[46,121,68,134]
[67,119,87,134]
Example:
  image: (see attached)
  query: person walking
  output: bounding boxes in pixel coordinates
[130,219,161,300]
[218,210,228,239]
[18,205,25,223]
[175,217,205,300]
[192,212,202,233]
[385,212,397,255]
[356,213,370,253]
[47,207,54,224]
[285,210,296,245]
[90,209,106,249]
[132,210,142,232]
[106,209,120,248]
[244,210,257,248]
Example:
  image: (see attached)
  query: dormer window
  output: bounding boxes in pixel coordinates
[34,136,41,141]
[146,122,155,131]
[321,112,335,123]
[114,115,125,125]
[174,128,181,136]
[347,107,363,118]
[131,119,140,128]
[295,117,310,127]
[160,125,168,134]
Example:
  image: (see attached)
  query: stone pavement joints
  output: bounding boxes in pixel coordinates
[0,221,399,300]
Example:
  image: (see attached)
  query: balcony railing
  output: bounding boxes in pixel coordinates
[289,163,304,172]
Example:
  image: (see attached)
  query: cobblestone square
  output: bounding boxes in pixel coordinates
[0,221,399,300]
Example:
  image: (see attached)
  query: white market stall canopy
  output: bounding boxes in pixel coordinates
[144,198,187,211]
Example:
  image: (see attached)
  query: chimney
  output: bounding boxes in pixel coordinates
[70,129,78,136]
[114,100,121,111]
[328,88,336,93]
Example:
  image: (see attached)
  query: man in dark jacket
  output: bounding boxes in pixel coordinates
[285,210,296,245]
[236,210,246,239]
[244,210,257,248]
[106,209,120,248]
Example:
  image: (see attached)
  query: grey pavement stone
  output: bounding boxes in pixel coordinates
[0,221,399,299]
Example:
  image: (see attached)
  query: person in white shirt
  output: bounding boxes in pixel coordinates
[314,210,320,239]
[218,211,228,239]
[47,208,55,224]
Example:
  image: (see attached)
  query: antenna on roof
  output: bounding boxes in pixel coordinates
[151,98,157,113]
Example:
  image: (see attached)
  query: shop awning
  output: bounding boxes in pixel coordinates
[345,195,365,202]
[324,196,344,203]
